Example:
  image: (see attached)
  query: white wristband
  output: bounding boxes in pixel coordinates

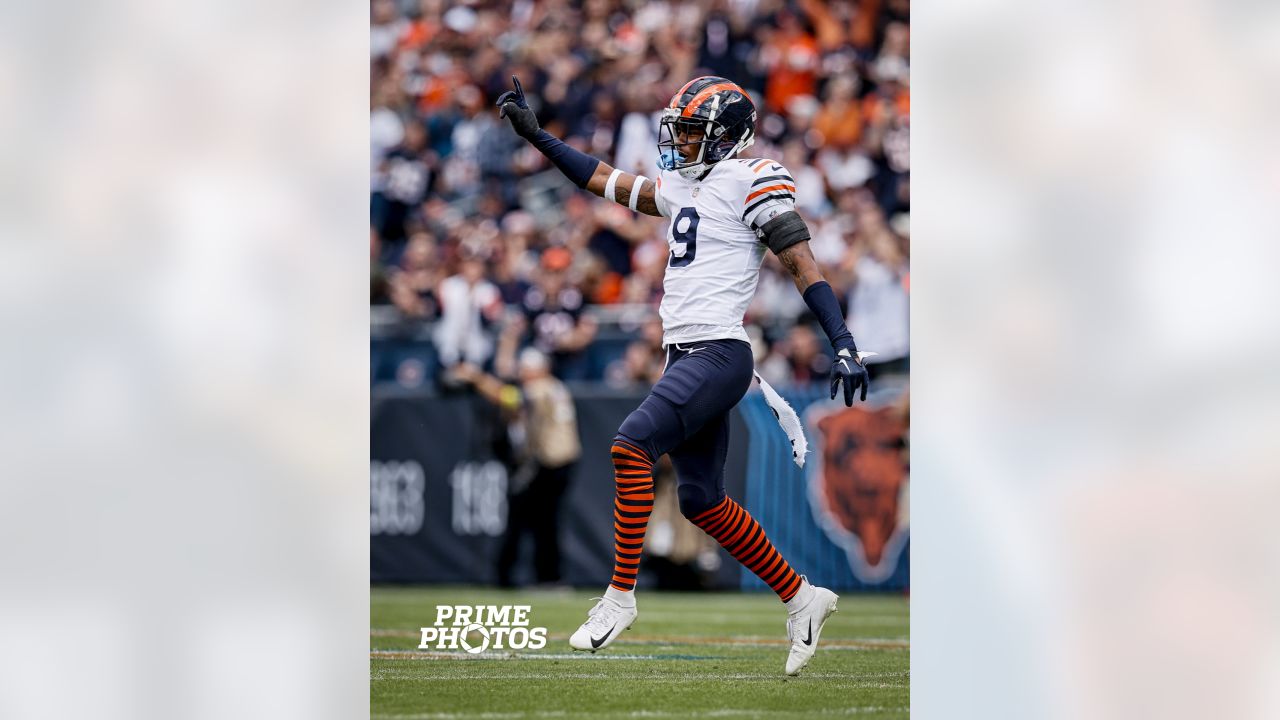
[604,169,622,203]
[630,175,649,211]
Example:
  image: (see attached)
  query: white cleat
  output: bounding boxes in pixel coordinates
[784,583,840,675]
[568,596,638,652]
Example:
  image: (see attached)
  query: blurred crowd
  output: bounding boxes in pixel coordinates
[371,0,909,390]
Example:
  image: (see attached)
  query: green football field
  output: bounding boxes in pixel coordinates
[371,585,909,719]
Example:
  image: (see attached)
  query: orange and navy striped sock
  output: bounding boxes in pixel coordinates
[689,497,803,602]
[609,438,655,592]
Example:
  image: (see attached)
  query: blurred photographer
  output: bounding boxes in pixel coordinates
[452,348,581,587]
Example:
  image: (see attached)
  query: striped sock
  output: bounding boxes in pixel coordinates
[689,497,803,602]
[609,438,655,592]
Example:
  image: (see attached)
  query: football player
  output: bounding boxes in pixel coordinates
[497,75,870,676]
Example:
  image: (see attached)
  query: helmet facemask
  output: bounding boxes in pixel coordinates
[656,101,756,181]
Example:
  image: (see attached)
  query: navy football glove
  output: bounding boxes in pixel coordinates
[495,75,540,139]
[831,345,869,405]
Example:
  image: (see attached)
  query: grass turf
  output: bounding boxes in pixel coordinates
[371,585,909,719]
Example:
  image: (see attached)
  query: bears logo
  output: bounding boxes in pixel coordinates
[806,401,909,583]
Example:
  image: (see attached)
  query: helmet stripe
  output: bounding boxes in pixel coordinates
[670,76,712,108]
[682,82,741,117]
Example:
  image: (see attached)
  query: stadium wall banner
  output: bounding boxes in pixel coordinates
[371,393,508,584]
[371,386,904,591]
[738,380,910,591]
[371,389,747,588]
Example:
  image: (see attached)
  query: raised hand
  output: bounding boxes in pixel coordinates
[495,75,540,139]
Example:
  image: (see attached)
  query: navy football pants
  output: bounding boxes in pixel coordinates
[608,338,806,601]
[617,338,754,518]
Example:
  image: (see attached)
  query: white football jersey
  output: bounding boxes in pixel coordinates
[653,157,797,346]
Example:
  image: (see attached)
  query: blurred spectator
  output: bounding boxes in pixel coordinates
[387,231,440,318]
[845,210,910,377]
[799,0,851,52]
[370,0,407,59]
[491,210,540,303]
[370,84,404,192]
[812,74,863,152]
[452,349,581,587]
[520,248,599,380]
[369,0,910,393]
[759,10,820,114]
[439,85,498,207]
[372,119,433,244]
[613,78,667,176]
[606,340,665,390]
[433,250,503,369]
[758,325,833,386]
[781,138,830,218]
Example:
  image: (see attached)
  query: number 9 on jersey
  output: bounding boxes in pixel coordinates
[668,207,700,268]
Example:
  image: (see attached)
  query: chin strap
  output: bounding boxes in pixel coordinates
[677,163,709,180]
[725,132,754,160]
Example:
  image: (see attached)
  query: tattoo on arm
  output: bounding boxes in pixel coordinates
[635,179,661,217]
[609,177,661,217]
[777,245,802,276]
[776,241,825,292]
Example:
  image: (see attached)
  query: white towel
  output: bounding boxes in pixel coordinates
[752,351,876,468]
[753,372,809,468]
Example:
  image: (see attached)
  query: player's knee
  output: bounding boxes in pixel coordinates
[616,412,658,460]
[612,431,651,458]
[677,483,721,520]
[617,406,645,438]
[617,395,683,460]
[611,432,655,483]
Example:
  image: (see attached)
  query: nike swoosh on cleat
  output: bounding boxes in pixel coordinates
[591,623,618,649]
[802,618,813,646]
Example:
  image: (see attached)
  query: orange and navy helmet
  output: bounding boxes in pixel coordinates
[657,76,757,180]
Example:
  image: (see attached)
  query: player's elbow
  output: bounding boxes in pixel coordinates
[585,163,616,195]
